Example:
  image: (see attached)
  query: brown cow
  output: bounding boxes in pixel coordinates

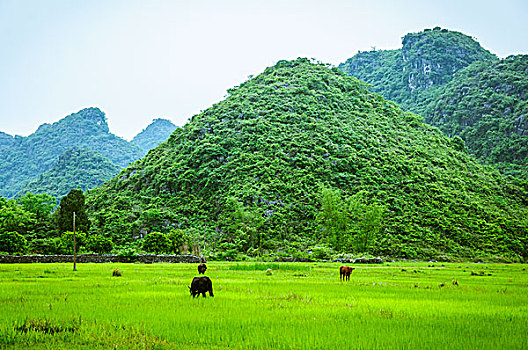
[198,263,207,274]
[340,266,355,281]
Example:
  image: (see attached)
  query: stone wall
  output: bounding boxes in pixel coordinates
[0,254,382,264]
[0,254,204,264]
[274,257,383,263]
[332,258,383,264]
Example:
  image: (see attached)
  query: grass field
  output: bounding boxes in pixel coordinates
[0,261,527,349]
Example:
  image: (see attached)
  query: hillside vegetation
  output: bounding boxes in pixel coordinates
[132,118,177,156]
[339,27,528,178]
[18,147,121,199]
[0,109,177,198]
[87,58,528,261]
[424,55,528,178]
[0,108,142,198]
[339,27,496,111]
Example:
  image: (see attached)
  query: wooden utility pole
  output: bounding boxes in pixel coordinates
[73,211,77,271]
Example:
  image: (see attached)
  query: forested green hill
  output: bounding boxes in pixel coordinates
[131,118,178,156]
[18,146,121,199]
[339,27,496,111]
[0,108,178,198]
[339,27,528,178]
[424,55,528,178]
[0,132,15,149]
[86,58,528,260]
[0,108,142,198]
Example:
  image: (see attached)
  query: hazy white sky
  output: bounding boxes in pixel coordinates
[1,0,527,140]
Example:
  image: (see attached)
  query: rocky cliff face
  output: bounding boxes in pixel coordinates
[401,28,496,93]
[339,27,497,110]
[339,28,527,179]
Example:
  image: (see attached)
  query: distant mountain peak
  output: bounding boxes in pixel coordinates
[131,118,177,155]
[339,27,496,105]
[73,107,108,129]
[152,117,175,124]
[77,107,106,121]
[29,107,110,138]
[401,27,496,91]
[0,107,143,197]
[18,146,121,199]
[0,131,15,148]
[142,118,177,131]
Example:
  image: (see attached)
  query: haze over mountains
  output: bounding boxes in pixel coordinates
[339,27,528,178]
[0,108,177,199]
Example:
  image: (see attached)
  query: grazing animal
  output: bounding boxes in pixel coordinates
[112,269,121,277]
[189,276,214,298]
[198,263,207,274]
[339,266,355,281]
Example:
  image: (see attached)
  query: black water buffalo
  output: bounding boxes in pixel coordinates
[198,263,207,274]
[340,266,355,281]
[189,276,214,298]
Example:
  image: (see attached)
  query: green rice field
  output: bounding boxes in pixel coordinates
[1,261,527,349]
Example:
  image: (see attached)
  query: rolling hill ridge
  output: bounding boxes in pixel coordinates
[0,108,177,198]
[86,58,528,260]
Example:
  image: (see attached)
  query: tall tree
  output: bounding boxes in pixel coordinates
[54,189,90,234]
[316,187,350,250]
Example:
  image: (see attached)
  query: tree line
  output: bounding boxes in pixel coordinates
[0,189,195,256]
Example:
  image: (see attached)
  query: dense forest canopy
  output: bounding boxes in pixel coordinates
[424,55,528,178]
[85,58,528,261]
[338,27,528,178]
[131,118,178,157]
[0,109,177,199]
[18,146,121,200]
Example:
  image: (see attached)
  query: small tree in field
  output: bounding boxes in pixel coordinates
[142,232,171,254]
[0,231,28,254]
